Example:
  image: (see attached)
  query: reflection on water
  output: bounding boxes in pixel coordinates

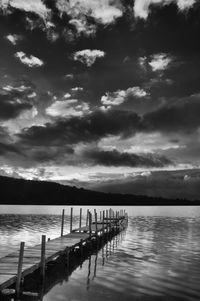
[0,213,200,301]
[0,214,81,257]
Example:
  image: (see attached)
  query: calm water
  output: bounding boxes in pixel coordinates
[0,208,200,301]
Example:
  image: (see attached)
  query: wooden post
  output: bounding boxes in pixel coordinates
[86,209,89,226]
[100,211,102,221]
[95,212,98,236]
[61,209,65,237]
[41,235,46,282]
[16,241,25,298]
[70,207,73,233]
[115,211,117,232]
[79,208,82,232]
[106,210,108,234]
[117,211,120,229]
[109,208,112,232]
[102,210,105,234]
[89,212,92,237]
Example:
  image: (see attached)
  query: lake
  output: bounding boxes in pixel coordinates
[0,206,200,301]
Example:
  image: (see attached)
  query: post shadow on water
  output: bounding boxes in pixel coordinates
[1,230,125,301]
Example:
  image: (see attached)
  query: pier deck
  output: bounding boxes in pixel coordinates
[0,211,128,294]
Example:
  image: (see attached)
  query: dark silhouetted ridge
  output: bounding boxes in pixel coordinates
[0,175,199,205]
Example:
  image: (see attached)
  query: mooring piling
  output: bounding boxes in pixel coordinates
[102,210,105,234]
[40,235,46,282]
[61,209,65,237]
[95,211,98,236]
[70,207,73,233]
[79,208,82,232]
[15,241,25,299]
[89,211,92,237]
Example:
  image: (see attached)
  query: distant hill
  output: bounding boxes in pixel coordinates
[0,175,199,205]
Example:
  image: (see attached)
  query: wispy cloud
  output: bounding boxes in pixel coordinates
[101,87,148,107]
[15,51,44,67]
[56,0,123,24]
[6,34,22,45]
[46,99,90,118]
[149,53,172,72]
[8,0,50,20]
[73,49,105,67]
[134,0,196,19]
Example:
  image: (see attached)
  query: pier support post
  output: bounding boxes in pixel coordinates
[16,241,25,299]
[61,209,65,237]
[95,211,98,236]
[109,208,112,233]
[70,207,73,233]
[102,210,105,235]
[89,211,92,238]
[79,208,82,232]
[40,235,46,283]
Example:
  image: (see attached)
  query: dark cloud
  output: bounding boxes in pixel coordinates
[89,169,200,200]
[26,145,74,163]
[17,109,142,146]
[0,142,20,155]
[143,94,200,133]
[0,126,19,155]
[0,90,33,120]
[83,148,172,168]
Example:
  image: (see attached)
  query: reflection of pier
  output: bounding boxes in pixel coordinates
[0,208,128,300]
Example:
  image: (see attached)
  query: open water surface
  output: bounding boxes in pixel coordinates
[0,207,200,301]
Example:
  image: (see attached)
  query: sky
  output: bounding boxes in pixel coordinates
[0,0,200,200]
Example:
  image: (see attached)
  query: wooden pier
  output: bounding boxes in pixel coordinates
[0,208,128,299]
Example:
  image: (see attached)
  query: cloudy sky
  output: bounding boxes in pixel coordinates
[1,0,200,200]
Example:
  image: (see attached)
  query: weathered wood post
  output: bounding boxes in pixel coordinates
[95,211,98,236]
[94,209,96,224]
[40,235,46,282]
[79,208,82,232]
[70,207,73,233]
[16,241,25,299]
[117,211,120,230]
[61,209,65,237]
[109,208,112,233]
[115,211,117,232]
[89,211,92,238]
[106,210,108,235]
[102,210,105,234]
